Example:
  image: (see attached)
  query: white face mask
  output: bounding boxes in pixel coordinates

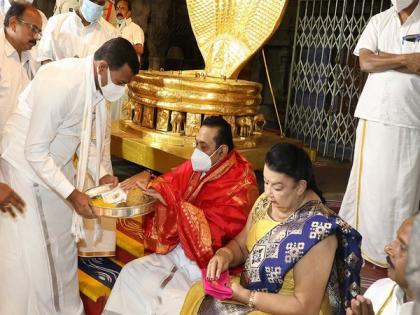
[80,0,103,23]
[191,147,221,172]
[98,67,125,102]
[391,0,414,12]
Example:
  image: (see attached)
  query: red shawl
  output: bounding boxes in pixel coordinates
[142,150,259,268]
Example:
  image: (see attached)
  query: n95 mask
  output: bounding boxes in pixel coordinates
[98,67,125,102]
[191,147,220,172]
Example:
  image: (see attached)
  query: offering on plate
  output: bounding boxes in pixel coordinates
[86,184,156,218]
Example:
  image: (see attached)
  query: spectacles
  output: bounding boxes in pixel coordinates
[17,18,42,39]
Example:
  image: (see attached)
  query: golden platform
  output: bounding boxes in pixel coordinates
[110,120,312,173]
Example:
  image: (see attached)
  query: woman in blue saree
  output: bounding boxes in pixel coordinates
[181,143,362,315]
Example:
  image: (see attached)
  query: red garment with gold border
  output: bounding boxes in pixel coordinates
[142,150,259,268]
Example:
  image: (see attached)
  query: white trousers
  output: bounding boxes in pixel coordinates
[340,120,420,266]
[0,160,84,315]
[103,244,201,315]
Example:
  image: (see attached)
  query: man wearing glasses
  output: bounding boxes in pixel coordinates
[0,2,42,152]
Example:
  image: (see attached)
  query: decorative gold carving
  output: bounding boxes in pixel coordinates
[170,111,185,134]
[128,71,261,116]
[236,116,253,137]
[156,109,170,131]
[142,106,155,129]
[133,103,142,124]
[253,113,266,134]
[122,99,133,120]
[186,0,288,79]
[223,115,237,138]
[185,113,202,137]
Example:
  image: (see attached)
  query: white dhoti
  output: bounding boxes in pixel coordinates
[340,119,420,267]
[0,159,84,315]
[103,244,201,315]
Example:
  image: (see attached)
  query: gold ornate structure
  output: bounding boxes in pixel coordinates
[188,0,288,79]
[111,0,309,172]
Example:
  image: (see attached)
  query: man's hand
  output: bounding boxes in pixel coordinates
[346,295,375,315]
[67,189,97,219]
[403,53,420,74]
[0,183,25,218]
[99,175,119,187]
[120,171,152,190]
[142,188,167,206]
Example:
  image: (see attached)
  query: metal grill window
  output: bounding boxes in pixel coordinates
[285,0,391,161]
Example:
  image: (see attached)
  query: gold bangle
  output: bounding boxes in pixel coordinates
[248,290,256,309]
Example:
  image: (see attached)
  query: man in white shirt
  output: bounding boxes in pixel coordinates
[0,2,41,147]
[38,0,118,64]
[114,0,144,57]
[0,37,139,315]
[346,214,417,315]
[339,0,420,267]
[38,0,120,256]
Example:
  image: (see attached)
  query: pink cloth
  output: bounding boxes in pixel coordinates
[201,269,233,300]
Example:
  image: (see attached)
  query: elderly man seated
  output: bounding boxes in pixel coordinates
[346,213,418,315]
[104,116,259,315]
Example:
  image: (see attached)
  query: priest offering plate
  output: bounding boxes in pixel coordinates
[86,184,156,218]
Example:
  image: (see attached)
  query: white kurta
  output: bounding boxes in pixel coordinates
[339,4,420,266]
[37,10,119,256]
[103,245,202,315]
[0,31,37,149]
[118,17,144,46]
[0,57,107,314]
[364,278,414,315]
[37,12,118,62]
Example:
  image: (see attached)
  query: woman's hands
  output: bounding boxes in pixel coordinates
[231,282,251,305]
[206,247,233,280]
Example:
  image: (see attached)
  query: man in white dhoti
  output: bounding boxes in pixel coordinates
[103,117,259,315]
[37,0,120,256]
[339,0,420,267]
[0,2,41,147]
[0,37,139,315]
[346,215,417,315]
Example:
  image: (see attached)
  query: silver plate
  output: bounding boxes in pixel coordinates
[86,184,156,218]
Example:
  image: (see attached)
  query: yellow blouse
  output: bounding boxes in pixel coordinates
[181,193,332,315]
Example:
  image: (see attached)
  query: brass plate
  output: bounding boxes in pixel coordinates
[86,184,156,218]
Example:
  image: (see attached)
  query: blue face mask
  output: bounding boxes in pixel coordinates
[80,0,103,23]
